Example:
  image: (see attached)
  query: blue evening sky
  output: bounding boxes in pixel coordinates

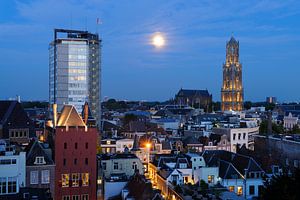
[0,0,300,102]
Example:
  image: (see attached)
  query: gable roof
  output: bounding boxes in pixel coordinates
[177,89,211,97]
[0,101,32,127]
[202,150,264,179]
[26,139,54,166]
[57,105,86,127]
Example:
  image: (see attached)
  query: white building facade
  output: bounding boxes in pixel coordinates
[0,142,26,196]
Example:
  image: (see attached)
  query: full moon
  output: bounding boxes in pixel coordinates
[152,33,165,48]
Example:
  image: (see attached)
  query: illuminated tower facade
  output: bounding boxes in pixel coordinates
[221,37,243,111]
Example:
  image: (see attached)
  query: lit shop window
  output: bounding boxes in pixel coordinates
[208,175,214,184]
[229,186,235,192]
[237,186,243,196]
[72,173,79,187]
[82,173,89,186]
[62,174,69,187]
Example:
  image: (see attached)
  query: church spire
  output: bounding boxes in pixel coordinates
[221,36,244,111]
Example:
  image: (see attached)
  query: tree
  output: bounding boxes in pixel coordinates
[244,101,252,110]
[123,114,138,126]
[261,171,300,200]
[259,120,284,134]
[199,180,208,192]
[290,124,300,134]
[265,103,275,111]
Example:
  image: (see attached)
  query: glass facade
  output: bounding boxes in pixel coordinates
[49,29,101,124]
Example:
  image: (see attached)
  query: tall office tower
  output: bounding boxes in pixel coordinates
[221,36,244,111]
[49,29,101,125]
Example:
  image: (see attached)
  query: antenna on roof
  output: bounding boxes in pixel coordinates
[70,12,73,29]
[96,18,102,34]
[84,16,87,31]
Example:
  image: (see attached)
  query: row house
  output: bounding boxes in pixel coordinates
[202,150,265,199]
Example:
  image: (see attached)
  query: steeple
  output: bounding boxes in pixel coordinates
[221,36,244,111]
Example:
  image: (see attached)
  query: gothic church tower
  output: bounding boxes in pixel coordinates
[221,36,244,111]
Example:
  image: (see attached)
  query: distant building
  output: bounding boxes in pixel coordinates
[0,140,26,196]
[99,153,144,180]
[0,101,34,145]
[221,37,244,111]
[266,97,277,104]
[212,126,259,152]
[175,89,212,110]
[254,135,300,175]
[101,139,117,154]
[49,29,102,125]
[49,105,98,200]
[283,112,299,130]
[25,139,55,197]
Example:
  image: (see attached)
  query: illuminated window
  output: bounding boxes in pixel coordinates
[208,175,214,184]
[82,173,89,186]
[62,174,69,187]
[229,186,235,192]
[82,194,89,200]
[72,173,79,187]
[237,186,243,196]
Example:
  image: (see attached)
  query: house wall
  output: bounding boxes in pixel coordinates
[194,167,219,185]
[156,175,168,197]
[26,165,55,197]
[116,139,134,153]
[213,127,259,152]
[101,158,144,179]
[221,178,263,199]
[0,152,26,195]
[54,127,98,200]
[104,181,127,200]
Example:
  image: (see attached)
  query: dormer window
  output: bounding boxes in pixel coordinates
[179,163,187,168]
[34,156,46,165]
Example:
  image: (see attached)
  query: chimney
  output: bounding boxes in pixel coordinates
[53,104,57,128]
[84,102,89,125]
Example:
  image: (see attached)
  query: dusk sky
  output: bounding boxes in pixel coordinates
[1,0,300,102]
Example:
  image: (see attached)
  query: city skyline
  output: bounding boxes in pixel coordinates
[1,0,300,102]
